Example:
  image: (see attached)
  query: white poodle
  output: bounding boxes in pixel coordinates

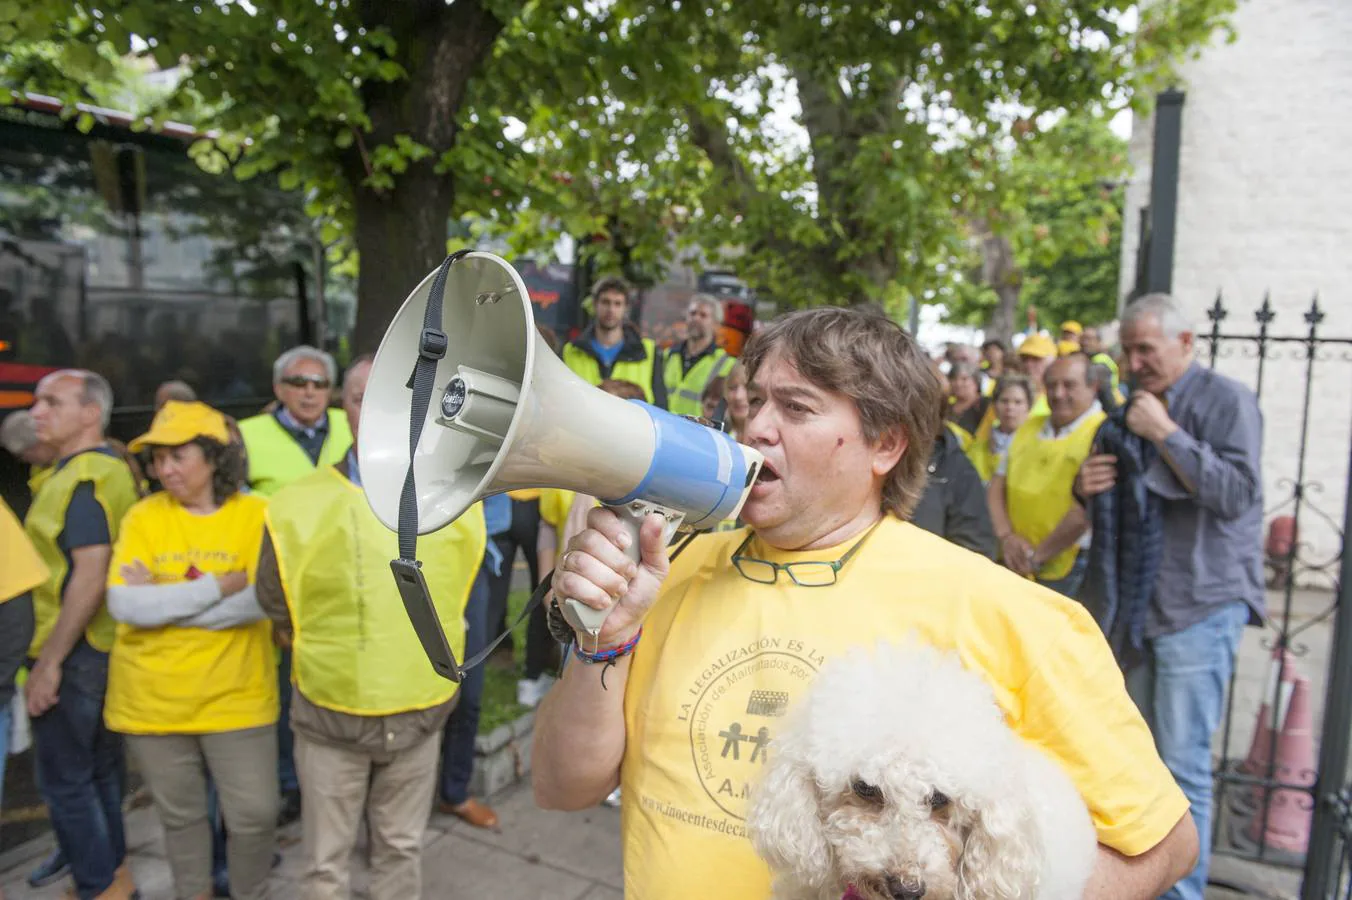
[746,639,1097,900]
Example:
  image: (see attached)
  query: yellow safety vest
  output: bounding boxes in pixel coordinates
[944,420,973,451]
[25,450,139,655]
[237,409,352,497]
[2,496,47,603]
[662,346,733,417]
[966,433,1003,484]
[1091,352,1120,391]
[266,467,487,716]
[1005,410,1106,581]
[28,464,52,496]
[562,340,660,405]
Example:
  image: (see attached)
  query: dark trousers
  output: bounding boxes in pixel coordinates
[440,565,492,806]
[486,499,541,656]
[276,647,297,793]
[30,642,126,900]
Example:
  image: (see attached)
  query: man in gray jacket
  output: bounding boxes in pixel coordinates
[1077,292,1264,900]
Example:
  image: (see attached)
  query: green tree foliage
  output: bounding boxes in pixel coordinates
[3,0,1235,346]
[502,0,1234,320]
[940,111,1131,338]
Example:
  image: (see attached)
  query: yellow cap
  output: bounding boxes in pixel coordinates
[129,401,230,453]
[1017,333,1058,359]
[1060,320,1083,335]
[1058,339,1082,356]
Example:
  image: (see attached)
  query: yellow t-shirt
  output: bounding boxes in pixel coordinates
[2,496,48,602]
[620,516,1188,899]
[104,492,279,734]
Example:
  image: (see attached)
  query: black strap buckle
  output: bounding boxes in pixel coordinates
[419,328,449,361]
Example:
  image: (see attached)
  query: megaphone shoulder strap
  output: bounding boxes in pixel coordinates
[389,249,476,683]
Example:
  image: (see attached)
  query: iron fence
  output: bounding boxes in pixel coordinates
[1186,293,1352,898]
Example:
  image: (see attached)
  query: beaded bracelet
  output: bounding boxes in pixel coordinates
[572,628,642,665]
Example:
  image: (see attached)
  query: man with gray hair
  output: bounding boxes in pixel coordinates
[237,345,349,498]
[237,345,351,827]
[23,369,141,899]
[1,408,57,496]
[153,379,197,411]
[662,293,734,417]
[1076,292,1264,900]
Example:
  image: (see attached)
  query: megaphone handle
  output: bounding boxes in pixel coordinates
[560,501,683,643]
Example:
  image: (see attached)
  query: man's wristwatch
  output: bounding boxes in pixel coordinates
[546,596,576,645]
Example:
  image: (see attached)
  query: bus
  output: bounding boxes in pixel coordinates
[0,93,324,516]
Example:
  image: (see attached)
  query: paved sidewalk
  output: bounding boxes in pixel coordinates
[0,782,622,899]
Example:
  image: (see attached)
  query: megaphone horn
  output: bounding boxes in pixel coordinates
[359,251,764,682]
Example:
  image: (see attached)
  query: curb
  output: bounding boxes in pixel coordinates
[469,709,536,798]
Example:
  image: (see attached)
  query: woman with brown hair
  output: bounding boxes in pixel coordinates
[104,401,278,900]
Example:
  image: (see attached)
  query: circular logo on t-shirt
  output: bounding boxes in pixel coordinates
[686,644,818,820]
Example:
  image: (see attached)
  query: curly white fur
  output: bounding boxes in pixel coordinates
[746,639,1097,900]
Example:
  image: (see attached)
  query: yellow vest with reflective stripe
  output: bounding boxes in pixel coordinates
[25,450,139,654]
[266,468,486,716]
[1005,410,1106,581]
[562,341,659,404]
[237,410,352,497]
[662,347,733,417]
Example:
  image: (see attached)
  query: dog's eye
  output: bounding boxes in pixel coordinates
[928,791,951,810]
[850,779,884,803]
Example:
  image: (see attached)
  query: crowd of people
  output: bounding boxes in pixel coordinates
[0,280,1263,900]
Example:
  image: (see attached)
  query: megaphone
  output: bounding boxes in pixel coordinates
[359,250,764,681]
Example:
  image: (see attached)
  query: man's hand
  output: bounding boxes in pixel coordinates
[1076,454,1118,499]
[1001,534,1036,577]
[1125,393,1178,445]
[551,507,671,649]
[26,659,61,717]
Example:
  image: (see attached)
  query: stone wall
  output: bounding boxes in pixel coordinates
[1118,0,1352,577]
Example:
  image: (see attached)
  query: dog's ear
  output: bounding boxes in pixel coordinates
[957,792,1041,900]
[746,751,832,891]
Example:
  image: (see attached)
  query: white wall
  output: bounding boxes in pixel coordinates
[1119,0,1352,581]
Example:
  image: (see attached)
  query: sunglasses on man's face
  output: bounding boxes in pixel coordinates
[281,374,331,390]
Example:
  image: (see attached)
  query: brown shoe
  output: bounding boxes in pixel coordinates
[439,797,500,831]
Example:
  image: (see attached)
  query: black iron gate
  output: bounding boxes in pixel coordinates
[1188,293,1352,898]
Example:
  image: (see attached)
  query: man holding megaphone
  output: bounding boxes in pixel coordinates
[530,307,1203,899]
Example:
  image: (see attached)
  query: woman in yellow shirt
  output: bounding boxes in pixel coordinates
[104,401,278,900]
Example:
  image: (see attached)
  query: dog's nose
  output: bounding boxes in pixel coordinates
[885,875,925,900]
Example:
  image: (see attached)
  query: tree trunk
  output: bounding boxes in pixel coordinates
[976,221,1022,345]
[346,0,505,352]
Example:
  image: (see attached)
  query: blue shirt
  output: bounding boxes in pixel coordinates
[276,407,330,466]
[1145,363,1265,636]
[589,338,624,370]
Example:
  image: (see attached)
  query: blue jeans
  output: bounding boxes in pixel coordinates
[276,647,297,793]
[1126,602,1249,900]
[440,565,491,806]
[30,643,127,900]
[1038,551,1089,599]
